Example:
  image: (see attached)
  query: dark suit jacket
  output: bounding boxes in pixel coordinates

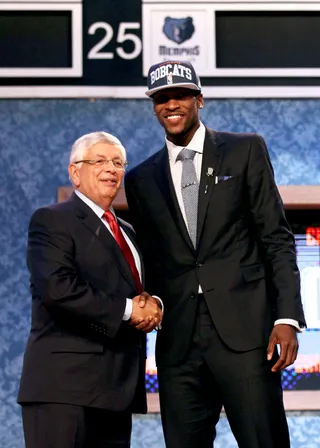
[125,127,306,366]
[18,192,147,413]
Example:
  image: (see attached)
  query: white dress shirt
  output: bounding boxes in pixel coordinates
[165,122,302,332]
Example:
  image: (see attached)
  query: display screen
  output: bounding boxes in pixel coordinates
[281,210,320,390]
[216,12,320,69]
[145,209,320,393]
[0,12,72,68]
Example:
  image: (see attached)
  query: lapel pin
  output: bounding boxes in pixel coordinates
[206,167,214,177]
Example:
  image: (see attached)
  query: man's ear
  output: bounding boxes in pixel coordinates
[68,164,80,188]
[197,93,204,110]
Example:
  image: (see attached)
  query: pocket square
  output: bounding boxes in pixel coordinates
[215,175,233,184]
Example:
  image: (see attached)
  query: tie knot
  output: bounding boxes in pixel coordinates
[103,210,116,224]
[176,148,196,162]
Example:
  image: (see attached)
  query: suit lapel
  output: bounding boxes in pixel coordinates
[152,147,194,252]
[197,129,225,246]
[71,193,137,290]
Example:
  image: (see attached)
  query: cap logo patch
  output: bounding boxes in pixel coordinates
[150,63,192,86]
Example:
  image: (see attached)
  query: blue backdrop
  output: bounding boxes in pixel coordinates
[0,98,319,447]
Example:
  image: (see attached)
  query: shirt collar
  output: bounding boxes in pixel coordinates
[166,121,206,163]
[74,189,115,219]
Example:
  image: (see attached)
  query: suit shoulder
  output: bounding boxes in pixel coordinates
[216,130,266,145]
[213,131,269,160]
[125,148,164,182]
[30,199,72,223]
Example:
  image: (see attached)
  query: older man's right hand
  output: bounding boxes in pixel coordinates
[130,292,163,333]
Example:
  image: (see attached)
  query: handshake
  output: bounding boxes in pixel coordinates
[130,291,163,333]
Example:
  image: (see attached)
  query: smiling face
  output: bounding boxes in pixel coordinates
[152,87,204,146]
[68,142,125,211]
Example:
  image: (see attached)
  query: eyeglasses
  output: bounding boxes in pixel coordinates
[73,158,129,170]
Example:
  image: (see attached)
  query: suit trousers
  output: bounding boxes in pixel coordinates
[21,403,132,448]
[157,295,290,448]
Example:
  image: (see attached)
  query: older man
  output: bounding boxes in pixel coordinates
[18,131,162,448]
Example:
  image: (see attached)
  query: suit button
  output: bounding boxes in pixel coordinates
[196,262,203,267]
[190,294,196,300]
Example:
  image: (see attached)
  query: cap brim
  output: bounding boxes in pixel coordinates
[145,82,201,98]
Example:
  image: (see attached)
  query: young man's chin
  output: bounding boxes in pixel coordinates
[165,124,185,136]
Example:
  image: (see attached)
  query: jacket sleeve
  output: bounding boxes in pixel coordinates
[246,135,305,326]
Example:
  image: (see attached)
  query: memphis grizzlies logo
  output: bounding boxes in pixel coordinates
[163,17,195,45]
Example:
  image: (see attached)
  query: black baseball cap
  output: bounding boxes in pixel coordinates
[145,60,201,98]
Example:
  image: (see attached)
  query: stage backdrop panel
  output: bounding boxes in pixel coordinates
[0,98,320,447]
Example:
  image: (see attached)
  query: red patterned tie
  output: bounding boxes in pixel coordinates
[103,210,142,294]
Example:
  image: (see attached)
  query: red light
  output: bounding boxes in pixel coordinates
[306,227,320,246]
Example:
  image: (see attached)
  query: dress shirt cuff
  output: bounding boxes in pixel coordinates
[123,298,133,321]
[152,295,164,330]
[274,318,305,333]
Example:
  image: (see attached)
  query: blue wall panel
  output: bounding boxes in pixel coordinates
[0,99,319,447]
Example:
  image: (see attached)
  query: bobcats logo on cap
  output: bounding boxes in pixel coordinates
[149,63,193,86]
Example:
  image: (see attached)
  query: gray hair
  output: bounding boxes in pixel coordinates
[69,131,127,164]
